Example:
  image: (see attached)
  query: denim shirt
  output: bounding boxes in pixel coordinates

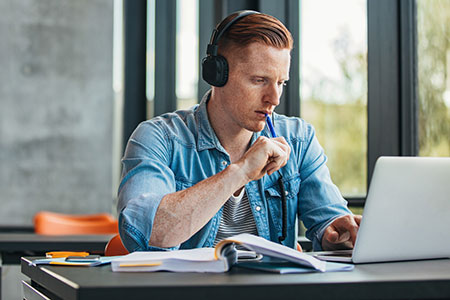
[117,92,351,252]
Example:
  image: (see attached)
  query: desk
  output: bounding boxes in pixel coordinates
[0,233,112,264]
[0,233,112,300]
[0,226,34,234]
[21,257,450,300]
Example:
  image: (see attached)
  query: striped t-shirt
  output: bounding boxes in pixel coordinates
[213,187,258,245]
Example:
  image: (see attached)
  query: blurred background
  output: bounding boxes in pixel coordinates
[0,0,449,227]
[0,1,449,298]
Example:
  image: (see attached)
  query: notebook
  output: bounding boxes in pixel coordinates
[111,233,329,273]
[313,156,450,264]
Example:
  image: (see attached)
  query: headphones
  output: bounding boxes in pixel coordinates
[202,10,260,87]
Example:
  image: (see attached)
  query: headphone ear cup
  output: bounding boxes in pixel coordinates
[202,55,229,87]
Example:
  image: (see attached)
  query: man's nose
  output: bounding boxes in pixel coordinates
[264,83,281,106]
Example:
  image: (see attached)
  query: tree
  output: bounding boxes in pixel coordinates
[417,0,450,156]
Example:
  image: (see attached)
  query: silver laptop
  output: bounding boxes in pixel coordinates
[314,156,450,264]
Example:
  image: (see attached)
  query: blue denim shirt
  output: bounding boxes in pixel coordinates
[117,92,351,252]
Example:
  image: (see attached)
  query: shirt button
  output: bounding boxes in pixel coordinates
[222,161,227,166]
[255,206,261,212]
[285,191,289,196]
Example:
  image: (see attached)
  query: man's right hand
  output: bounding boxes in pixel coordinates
[234,136,291,182]
[150,136,290,248]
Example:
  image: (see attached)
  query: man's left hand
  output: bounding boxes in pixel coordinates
[321,214,362,250]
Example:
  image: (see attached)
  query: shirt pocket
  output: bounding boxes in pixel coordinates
[264,175,301,232]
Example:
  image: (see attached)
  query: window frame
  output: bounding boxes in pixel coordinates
[122,0,419,207]
[366,0,418,193]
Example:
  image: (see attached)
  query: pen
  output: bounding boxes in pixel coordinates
[46,251,90,258]
[265,113,277,138]
[264,113,288,243]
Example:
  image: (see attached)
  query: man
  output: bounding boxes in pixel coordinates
[117,11,361,252]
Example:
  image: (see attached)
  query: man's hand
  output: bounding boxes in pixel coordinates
[235,136,291,182]
[321,214,362,250]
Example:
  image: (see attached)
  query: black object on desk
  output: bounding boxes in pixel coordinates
[21,256,450,300]
[0,225,34,233]
[0,233,112,264]
[0,233,113,300]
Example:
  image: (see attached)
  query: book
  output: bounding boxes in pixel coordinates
[236,256,354,274]
[31,256,121,267]
[111,233,347,273]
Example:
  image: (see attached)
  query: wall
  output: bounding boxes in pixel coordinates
[0,0,114,225]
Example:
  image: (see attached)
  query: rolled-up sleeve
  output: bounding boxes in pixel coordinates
[117,121,179,252]
[297,124,352,251]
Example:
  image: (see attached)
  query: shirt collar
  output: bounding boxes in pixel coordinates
[195,90,225,152]
[194,90,272,152]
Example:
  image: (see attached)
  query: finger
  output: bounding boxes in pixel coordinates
[266,150,288,171]
[354,215,362,225]
[253,137,290,175]
[270,138,291,157]
[345,224,358,245]
[265,166,276,175]
[333,216,359,245]
[336,231,351,243]
[326,226,351,244]
[268,136,289,150]
[277,150,290,168]
[345,221,359,245]
[272,136,289,147]
[265,162,284,175]
[327,231,340,243]
[323,225,340,243]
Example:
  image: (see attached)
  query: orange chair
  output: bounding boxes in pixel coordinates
[33,211,118,235]
[104,234,129,256]
[103,234,300,256]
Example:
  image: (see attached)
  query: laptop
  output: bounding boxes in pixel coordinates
[313,156,450,264]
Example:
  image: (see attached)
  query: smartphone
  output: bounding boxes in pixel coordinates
[65,255,101,262]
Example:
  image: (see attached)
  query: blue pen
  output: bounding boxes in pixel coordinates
[265,113,277,138]
[265,113,288,243]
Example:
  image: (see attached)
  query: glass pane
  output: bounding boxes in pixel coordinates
[417,0,450,157]
[146,0,156,118]
[176,0,199,110]
[300,0,367,197]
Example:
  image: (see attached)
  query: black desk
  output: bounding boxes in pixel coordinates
[21,257,450,300]
[0,233,112,264]
[0,233,112,300]
[0,226,34,234]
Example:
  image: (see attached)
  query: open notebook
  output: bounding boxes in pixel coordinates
[111,233,353,273]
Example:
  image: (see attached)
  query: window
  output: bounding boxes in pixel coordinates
[417,0,450,157]
[300,0,368,197]
[146,0,156,118]
[176,0,199,110]
[126,0,433,207]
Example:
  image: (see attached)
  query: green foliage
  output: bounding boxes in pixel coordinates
[301,29,367,197]
[302,0,450,199]
[417,0,450,156]
[302,99,367,197]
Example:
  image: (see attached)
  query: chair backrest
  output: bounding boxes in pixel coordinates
[104,235,298,256]
[34,211,118,235]
[104,234,129,256]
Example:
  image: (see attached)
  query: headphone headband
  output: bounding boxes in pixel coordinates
[206,10,260,57]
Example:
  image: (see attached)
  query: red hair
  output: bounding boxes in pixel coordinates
[217,12,293,53]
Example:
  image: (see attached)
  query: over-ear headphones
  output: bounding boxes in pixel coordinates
[202,10,260,87]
